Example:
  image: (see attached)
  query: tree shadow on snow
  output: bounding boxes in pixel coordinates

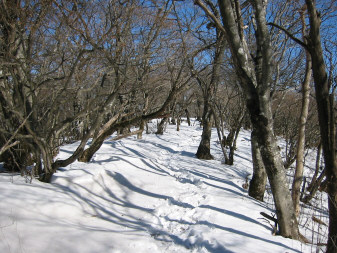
[49,135,300,252]
[51,169,233,252]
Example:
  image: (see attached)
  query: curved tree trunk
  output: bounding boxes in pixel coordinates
[79,135,107,163]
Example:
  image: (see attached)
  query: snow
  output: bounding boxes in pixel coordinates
[0,121,320,252]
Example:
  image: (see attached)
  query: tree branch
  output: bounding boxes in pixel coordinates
[267,22,309,50]
[193,0,226,35]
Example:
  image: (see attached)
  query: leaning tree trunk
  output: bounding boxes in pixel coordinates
[249,129,267,201]
[305,1,337,250]
[302,167,325,204]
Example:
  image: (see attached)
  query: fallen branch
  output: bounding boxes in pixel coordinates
[260,212,278,235]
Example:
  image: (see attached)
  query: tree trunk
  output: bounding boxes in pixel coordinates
[292,12,312,217]
[185,109,191,126]
[137,120,145,139]
[156,117,168,135]
[78,114,120,162]
[196,104,214,160]
[249,129,267,201]
[215,0,300,239]
[213,109,229,163]
[307,142,322,192]
[78,134,107,163]
[195,31,225,160]
[247,94,300,239]
[302,167,325,204]
[305,1,337,251]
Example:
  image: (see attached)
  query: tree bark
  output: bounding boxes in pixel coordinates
[249,129,267,201]
[306,142,322,193]
[196,106,214,159]
[247,93,300,238]
[213,0,301,239]
[185,109,191,126]
[292,13,312,216]
[156,117,168,135]
[305,1,337,250]
[302,167,325,204]
[195,31,225,160]
[137,120,145,139]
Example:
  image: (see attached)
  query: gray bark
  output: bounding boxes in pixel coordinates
[248,129,267,201]
[304,1,337,250]
[292,11,312,217]
[195,32,225,160]
[214,0,300,239]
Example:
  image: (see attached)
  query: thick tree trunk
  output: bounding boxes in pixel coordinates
[213,0,301,239]
[305,1,337,251]
[249,129,267,201]
[247,95,300,239]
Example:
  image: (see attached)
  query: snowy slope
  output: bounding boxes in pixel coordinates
[0,121,315,252]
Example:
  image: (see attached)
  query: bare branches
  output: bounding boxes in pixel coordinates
[267,22,308,50]
[193,0,226,35]
[0,112,32,156]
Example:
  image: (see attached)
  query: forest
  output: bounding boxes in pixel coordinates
[0,0,336,252]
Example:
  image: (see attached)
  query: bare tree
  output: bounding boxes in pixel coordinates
[78,0,197,162]
[195,0,301,239]
[269,0,337,249]
[0,0,197,181]
[193,31,226,160]
[292,7,312,217]
[304,1,337,251]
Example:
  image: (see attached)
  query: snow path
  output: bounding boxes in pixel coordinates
[0,122,311,252]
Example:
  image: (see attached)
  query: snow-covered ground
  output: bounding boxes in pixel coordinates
[0,121,326,252]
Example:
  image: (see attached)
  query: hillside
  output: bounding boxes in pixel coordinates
[0,121,325,253]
